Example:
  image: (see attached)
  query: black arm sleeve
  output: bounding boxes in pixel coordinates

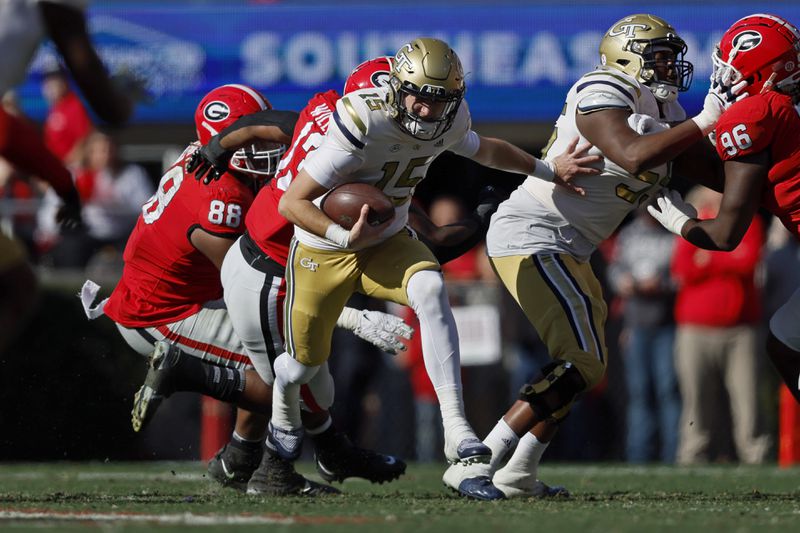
[220,110,300,138]
[422,216,485,266]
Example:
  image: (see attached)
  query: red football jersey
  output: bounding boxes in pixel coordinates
[714,91,800,237]
[104,144,255,327]
[246,90,340,266]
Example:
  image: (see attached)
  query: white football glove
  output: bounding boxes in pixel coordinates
[691,78,749,135]
[336,307,415,355]
[646,189,698,236]
[627,113,669,135]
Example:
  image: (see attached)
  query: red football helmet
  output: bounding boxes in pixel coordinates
[343,57,393,94]
[194,84,286,179]
[713,13,800,100]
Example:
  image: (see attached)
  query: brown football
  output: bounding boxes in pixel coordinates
[321,182,394,230]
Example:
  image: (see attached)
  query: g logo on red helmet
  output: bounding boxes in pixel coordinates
[203,101,231,122]
[732,30,762,52]
[371,71,391,88]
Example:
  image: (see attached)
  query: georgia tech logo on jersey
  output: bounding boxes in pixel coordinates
[299,257,319,272]
[203,101,231,122]
[732,30,762,52]
[609,23,649,39]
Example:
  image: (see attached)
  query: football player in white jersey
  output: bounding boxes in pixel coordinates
[443,14,743,499]
[273,37,601,500]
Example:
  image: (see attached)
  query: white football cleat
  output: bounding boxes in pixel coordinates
[492,468,570,499]
[442,462,504,501]
[444,437,492,465]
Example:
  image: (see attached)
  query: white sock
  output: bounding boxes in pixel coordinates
[484,419,520,474]
[437,385,474,445]
[232,431,261,444]
[271,352,318,431]
[499,432,549,479]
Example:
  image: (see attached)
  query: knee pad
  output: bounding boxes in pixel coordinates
[770,301,800,352]
[518,360,587,423]
[302,363,334,412]
[274,352,319,385]
[406,269,446,309]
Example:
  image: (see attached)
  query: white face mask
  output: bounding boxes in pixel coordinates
[649,82,679,103]
[399,114,440,140]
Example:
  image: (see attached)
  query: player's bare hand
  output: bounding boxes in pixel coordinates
[349,204,389,249]
[551,137,602,196]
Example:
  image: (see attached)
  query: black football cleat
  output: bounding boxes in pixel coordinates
[207,442,263,491]
[246,448,340,497]
[313,429,406,484]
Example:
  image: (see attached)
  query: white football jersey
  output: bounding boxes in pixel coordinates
[298,85,480,251]
[489,67,686,258]
[0,0,89,94]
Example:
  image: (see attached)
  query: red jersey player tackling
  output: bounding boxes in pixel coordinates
[648,13,800,403]
[84,83,407,495]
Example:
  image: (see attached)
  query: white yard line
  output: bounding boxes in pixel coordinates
[0,510,294,525]
[0,509,371,525]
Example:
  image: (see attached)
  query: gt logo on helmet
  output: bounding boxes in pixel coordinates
[609,23,649,39]
[203,101,230,122]
[732,30,763,52]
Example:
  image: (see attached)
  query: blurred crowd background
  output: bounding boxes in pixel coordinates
[2,0,799,465]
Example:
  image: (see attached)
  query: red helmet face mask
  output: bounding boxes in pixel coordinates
[343,57,393,94]
[713,13,800,101]
[194,84,286,180]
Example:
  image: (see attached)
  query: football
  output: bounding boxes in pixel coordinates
[321,182,394,230]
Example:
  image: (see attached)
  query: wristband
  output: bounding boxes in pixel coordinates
[325,223,350,248]
[533,159,556,182]
[690,114,716,136]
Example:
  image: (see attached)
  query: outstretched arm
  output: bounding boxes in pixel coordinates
[409,186,505,264]
[41,2,133,126]
[681,153,767,251]
[648,152,767,251]
[471,135,600,195]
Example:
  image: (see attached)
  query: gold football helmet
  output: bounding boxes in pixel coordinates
[599,14,693,102]
[387,38,465,140]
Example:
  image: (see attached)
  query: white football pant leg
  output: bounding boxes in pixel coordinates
[221,236,284,385]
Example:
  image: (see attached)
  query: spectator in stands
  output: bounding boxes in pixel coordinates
[39,132,152,267]
[671,187,771,464]
[608,209,680,463]
[41,68,94,166]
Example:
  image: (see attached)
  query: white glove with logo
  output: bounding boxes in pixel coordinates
[336,307,415,355]
[691,78,749,135]
[646,189,698,236]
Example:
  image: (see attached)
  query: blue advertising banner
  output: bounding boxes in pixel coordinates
[16,3,800,124]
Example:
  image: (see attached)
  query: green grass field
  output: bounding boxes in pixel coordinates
[1,462,799,532]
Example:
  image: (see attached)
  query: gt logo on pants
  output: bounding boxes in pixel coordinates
[300,257,319,272]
